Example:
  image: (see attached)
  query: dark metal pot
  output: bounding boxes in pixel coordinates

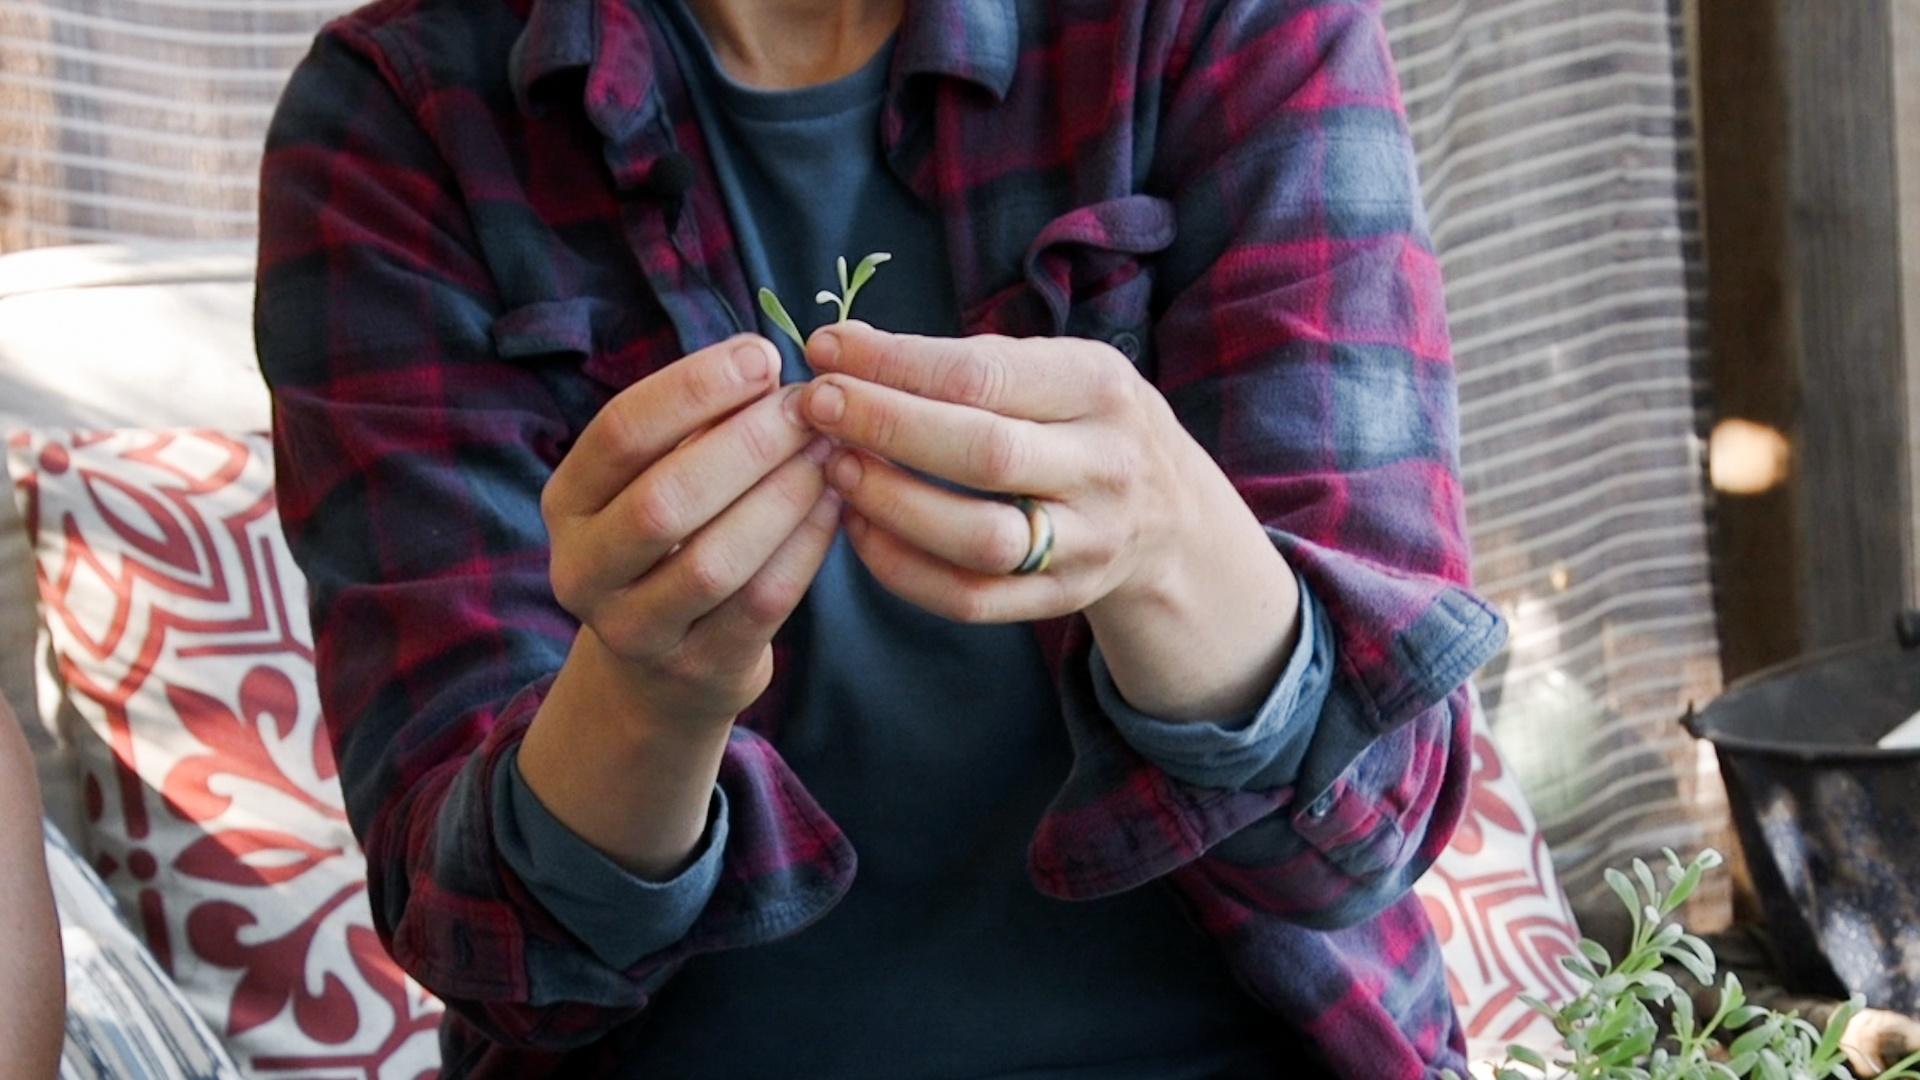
[1683,628,1920,1014]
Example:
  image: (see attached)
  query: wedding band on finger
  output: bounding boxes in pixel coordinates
[1010,496,1055,575]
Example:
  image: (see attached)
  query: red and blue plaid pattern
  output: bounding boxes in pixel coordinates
[255,0,1506,1073]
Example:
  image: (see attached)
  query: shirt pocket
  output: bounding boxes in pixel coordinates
[1019,193,1178,367]
[490,295,681,396]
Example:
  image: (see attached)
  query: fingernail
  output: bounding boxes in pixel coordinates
[803,436,832,465]
[810,328,841,369]
[734,341,773,383]
[782,385,806,424]
[808,381,846,424]
[828,450,862,491]
[810,489,844,526]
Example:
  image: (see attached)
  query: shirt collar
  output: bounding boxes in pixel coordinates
[506,0,1017,136]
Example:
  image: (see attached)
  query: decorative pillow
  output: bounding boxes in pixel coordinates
[11,430,442,1079]
[1413,694,1584,1063]
[46,818,244,1080]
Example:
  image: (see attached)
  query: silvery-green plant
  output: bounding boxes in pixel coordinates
[1445,849,1920,1080]
[758,251,892,350]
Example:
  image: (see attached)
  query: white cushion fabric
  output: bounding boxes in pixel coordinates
[46,819,243,1080]
[0,241,265,841]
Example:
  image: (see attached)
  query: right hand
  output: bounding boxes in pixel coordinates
[540,333,841,732]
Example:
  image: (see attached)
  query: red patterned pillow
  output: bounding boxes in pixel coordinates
[9,430,442,1079]
[1414,697,1583,1063]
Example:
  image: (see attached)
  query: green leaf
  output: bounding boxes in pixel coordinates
[1666,857,1712,907]
[1671,950,1714,986]
[1562,953,1601,983]
[849,251,891,293]
[1517,993,1555,1017]
[836,254,849,292]
[1665,848,1687,882]
[1634,858,1661,904]
[1727,1019,1781,1060]
[1811,998,1859,1066]
[1723,972,1746,1011]
[1509,1045,1548,1071]
[758,288,806,349]
[839,251,893,320]
[1580,939,1614,969]
[1673,990,1696,1041]
[1607,868,1644,931]
[1601,1022,1658,1067]
[1635,971,1678,1003]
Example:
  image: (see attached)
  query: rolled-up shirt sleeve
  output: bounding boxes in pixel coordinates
[1092,565,1334,793]
[1024,0,1506,932]
[494,752,730,971]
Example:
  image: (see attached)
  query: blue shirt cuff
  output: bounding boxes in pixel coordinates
[1091,569,1336,791]
[491,746,729,971]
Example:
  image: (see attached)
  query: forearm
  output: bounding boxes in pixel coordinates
[517,628,733,880]
[0,709,63,1080]
[1086,430,1302,723]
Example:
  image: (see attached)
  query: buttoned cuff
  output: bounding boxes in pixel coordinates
[1090,569,1335,791]
[492,746,729,971]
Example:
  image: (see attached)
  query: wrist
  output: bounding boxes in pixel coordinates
[1088,438,1300,722]
[518,629,733,877]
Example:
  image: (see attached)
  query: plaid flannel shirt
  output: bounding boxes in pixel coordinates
[255,0,1508,1074]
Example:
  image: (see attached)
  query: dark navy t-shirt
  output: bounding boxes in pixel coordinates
[615,5,1276,1077]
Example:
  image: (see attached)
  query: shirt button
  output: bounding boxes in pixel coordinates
[1307,791,1335,819]
[1109,330,1141,360]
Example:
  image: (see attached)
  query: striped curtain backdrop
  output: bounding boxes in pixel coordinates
[0,0,329,247]
[1384,0,1728,926]
[0,0,1729,925]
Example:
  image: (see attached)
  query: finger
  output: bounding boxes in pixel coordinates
[800,374,1083,496]
[568,385,814,601]
[825,448,1035,575]
[842,510,1069,624]
[549,334,782,516]
[591,446,831,658]
[685,486,844,665]
[807,321,1105,422]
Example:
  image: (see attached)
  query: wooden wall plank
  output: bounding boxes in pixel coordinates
[1780,0,1911,651]
[1897,0,1920,610]
[1699,0,1913,676]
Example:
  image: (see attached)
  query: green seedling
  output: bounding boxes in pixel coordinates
[758,251,892,350]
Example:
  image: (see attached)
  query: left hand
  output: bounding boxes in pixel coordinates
[796,321,1200,623]
[797,321,1304,721]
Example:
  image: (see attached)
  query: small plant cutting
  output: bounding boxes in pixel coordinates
[1447,849,1920,1080]
[758,251,892,350]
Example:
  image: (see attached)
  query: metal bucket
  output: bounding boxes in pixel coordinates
[1683,633,1920,1014]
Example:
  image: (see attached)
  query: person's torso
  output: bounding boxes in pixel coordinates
[605,7,1278,1076]
[337,0,1459,1074]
